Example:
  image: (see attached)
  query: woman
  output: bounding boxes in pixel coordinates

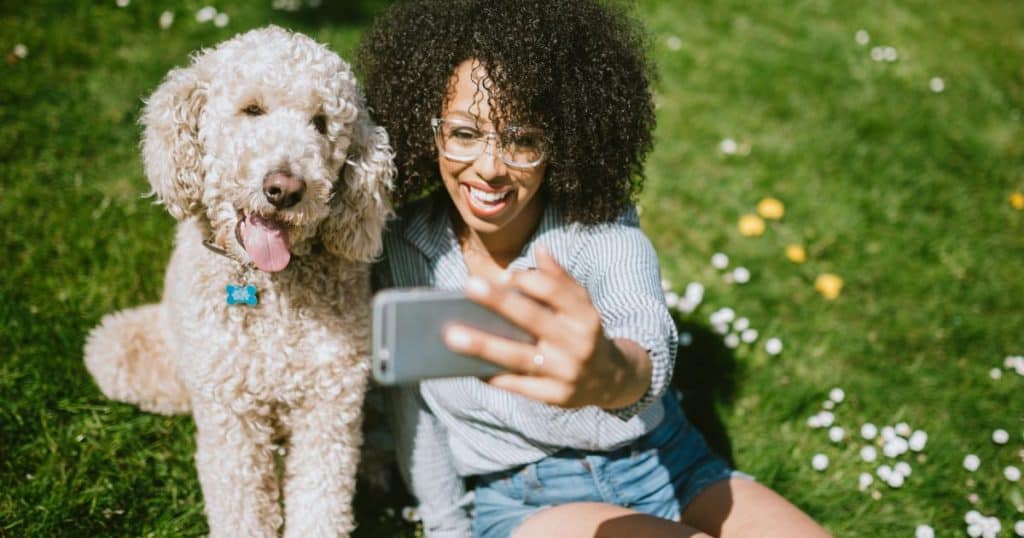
[358,1,830,536]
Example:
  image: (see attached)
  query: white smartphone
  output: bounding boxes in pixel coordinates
[371,288,535,385]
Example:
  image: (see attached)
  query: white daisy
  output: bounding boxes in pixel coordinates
[861,423,878,440]
[764,337,783,356]
[724,333,740,349]
[666,36,682,51]
[915,524,934,538]
[886,472,904,488]
[196,6,217,22]
[12,44,28,59]
[855,29,870,46]
[1013,520,1023,537]
[895,422,911,437]
[929,77,945,93]
[710,252,729,270]
[811,453,829,471]
[664,292,679,308]
[829,387,845,403]
[963,454,981,472]
[908,430,928,452]
[733,317,750,332]
[894,461,912,477]
[822,399,835,410]
[828,426,845,443]
[1005,465,1021,482]
[994,429,1010,445]
[719,138,738,155]
[732,266,751,284]
[990,368,1003,380]
[159,10,175,29]
[858,472,873,490]
[213,12,230,27]
[740,328,759,344]
[860,445,878,463]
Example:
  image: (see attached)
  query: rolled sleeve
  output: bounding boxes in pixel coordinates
[581,220,677,420]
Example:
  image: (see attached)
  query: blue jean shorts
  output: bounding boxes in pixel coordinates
[471,393,745,538]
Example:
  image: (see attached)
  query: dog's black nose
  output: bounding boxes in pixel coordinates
[263,171,306,209]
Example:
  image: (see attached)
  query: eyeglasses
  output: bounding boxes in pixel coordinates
[431,118,549,169]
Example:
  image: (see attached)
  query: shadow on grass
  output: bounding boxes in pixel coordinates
[670,318,738,468]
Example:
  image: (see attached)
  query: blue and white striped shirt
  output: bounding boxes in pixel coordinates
[374,194,677,536]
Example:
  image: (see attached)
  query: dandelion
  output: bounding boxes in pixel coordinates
[786,244,807,264]
[719,138,738,155]
[738,214,766,237]
[666,36,682,51]
[710,252,729,270]
[1006,465,1022,482]
[929,77,945,93]
[731,266,751,284]
[994,429,1010,445]
[855,29,870,46]
[829,387,845,403]
[756,197,785,220]
[811,453,829,471]
[1011,192,1024,210]
[814,273,844,300]
[764,337,783,356]
[159,10,175,29]
[861,423,878,440]
[964,454,981,472]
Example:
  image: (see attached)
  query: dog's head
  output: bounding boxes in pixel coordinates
[141,25,394,270]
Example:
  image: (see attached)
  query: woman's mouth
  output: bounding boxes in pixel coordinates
[462,184,513,217]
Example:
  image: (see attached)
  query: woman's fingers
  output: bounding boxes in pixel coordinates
[444,324,572,381]
[486,373,576,407]
[504,245,592,315]
[463,275,560,339]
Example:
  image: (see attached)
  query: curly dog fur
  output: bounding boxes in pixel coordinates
[84,26,394,537]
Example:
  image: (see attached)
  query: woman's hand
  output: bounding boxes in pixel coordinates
[443,245,652,409]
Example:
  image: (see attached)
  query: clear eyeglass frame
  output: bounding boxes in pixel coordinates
[431,118,549,170]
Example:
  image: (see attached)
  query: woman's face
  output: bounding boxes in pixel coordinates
[438,60,547,242]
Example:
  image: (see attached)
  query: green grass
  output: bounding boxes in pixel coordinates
[2,1,1022,536]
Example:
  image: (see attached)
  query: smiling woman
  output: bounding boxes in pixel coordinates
[359,1,829,537]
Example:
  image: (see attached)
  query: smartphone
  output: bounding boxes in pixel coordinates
[371,288,535,385]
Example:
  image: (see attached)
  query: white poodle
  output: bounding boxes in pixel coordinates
[84,26,394,537]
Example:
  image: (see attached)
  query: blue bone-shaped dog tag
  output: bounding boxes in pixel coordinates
[226,284,258,306]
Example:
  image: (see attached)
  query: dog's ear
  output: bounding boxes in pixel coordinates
[320,107,395,262]
[140,63,207,221]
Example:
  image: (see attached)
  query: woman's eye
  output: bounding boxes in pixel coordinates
[242,104,265,116]
[450,128,479,140]
[312,115,327,135]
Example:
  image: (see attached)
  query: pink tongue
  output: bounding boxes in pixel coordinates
[243,214,291,272]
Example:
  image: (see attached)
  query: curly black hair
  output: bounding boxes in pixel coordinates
[356,0,656,225]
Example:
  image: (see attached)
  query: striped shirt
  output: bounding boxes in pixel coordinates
[374,193,677,536]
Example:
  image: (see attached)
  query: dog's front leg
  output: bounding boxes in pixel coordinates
[193,398,282,538]
[282,396,366,538]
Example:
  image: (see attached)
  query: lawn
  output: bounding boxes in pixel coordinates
[2,1,1022,536]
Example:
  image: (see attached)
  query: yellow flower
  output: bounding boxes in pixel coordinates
[786,244,807,264]
[815,273,844,300]
[1010,192,1024,210]
[738,214,765,237]
[757,197,785,220]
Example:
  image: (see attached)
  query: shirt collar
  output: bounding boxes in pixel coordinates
[401,192,565,268]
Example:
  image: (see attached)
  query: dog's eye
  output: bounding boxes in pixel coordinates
[242,104,265,116]
[312,114,328,135]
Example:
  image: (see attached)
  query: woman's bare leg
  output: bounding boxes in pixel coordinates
[681,478,831,537]
[513,502,711,538]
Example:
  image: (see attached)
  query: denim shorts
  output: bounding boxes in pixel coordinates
[471,393,745,538]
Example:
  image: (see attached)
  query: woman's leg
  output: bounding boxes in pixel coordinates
[680,477,831,537]
[512,502,712,538]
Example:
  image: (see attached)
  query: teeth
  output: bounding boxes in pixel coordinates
[469,186,510,204]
